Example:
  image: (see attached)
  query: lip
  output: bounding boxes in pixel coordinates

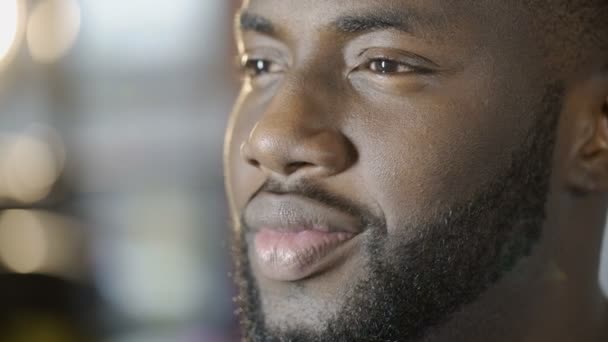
[244,192,362,281]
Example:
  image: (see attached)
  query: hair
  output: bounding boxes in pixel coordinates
[525,0,608,71]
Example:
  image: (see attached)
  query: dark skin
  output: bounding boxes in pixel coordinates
[224,0,608,341]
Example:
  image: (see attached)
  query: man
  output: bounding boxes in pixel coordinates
[223,0,608,341]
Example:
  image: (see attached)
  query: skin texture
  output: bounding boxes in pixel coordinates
[224,0,608,341]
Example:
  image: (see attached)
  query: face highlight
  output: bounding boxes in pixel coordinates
[224,1,563,341]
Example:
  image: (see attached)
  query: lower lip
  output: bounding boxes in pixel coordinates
[252,228,355,281]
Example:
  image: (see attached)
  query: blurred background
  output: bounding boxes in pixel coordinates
[0,1,606,342]
[0,0,238,341]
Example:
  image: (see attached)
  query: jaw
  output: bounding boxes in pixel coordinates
[248,232,370,331]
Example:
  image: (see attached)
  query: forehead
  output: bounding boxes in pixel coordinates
[244,0,465,16]
[246,0,450,20]
[239,0,524,48]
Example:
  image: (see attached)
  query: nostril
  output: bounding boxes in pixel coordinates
[285,161,314,174]
[247,158,260,168]
[241,142,261,168]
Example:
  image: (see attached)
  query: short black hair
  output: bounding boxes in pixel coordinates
[526,0,608,71]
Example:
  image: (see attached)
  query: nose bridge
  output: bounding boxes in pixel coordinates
[262,44,343,126]
[242,69,355,178]
[264,47,345,124]
[265,72,328,133]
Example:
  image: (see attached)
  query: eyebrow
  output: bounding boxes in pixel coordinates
[332,11,414,34]
[238,9,441,36]
[239,11,275,35]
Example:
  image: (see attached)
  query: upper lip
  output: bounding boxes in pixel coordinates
[244,192,362,235]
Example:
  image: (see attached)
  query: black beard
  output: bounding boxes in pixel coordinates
[231,84,562,342]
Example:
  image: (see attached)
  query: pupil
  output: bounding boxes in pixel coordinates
[378,60,397,73]
[257,60,266,71]
[244,59,270,76]
[255,60,268,74]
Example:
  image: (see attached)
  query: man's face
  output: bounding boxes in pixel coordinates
[225,0,561,340]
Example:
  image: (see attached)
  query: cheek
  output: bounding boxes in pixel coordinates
[350,87,528,230]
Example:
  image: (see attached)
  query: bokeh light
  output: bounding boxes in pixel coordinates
[0,0,25,68]
[0,210,83,278]
[0,129,65,204]
[0,210,48,274]
[27,0,81,64]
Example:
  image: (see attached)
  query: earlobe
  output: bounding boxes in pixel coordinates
[567,79,608,194]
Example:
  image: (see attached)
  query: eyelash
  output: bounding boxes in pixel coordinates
[239,57,426,78]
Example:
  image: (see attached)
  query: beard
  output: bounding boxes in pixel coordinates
[231,84,562,342]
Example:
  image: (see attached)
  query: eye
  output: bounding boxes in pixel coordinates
[367,58,414,75]
[240,57,281,78]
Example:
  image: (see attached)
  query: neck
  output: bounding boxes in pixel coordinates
[517,185,608,341]
[519,190,608,342]
[519,261,607,342]
[424,245,607,342]
[425,190,608,342]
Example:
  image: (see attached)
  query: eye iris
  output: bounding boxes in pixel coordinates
[372,59,399,74]
[250,60,271,75]
[244,59,270,76]
[256,60,267,73]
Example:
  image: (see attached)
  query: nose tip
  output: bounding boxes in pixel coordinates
[241,125,356,178]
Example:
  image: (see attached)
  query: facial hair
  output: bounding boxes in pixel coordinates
[232,84,562,342]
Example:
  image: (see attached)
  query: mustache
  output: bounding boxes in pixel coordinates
[244,178,385,229]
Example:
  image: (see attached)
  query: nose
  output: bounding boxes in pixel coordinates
[240,86,355,178]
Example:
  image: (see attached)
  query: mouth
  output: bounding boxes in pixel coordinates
[244,192,363,282]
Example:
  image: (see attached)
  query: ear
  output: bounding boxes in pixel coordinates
[566,70,608,195]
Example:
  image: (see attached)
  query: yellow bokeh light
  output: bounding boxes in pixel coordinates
[0,210,48,274]
[0,210,82,278]
[0,0,19,60]
[0,134,62,204]
[27,0,81,64]
[0,0,25,68]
